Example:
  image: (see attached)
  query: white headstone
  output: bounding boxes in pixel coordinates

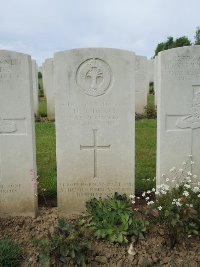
[148,59,154,84]
[135,55,148,113]
[0,50,37,217]
[54,48,135,215]
[43,59,54,120]
[42,62,46,97]
[157,46,200,186]
[32,59,39,116]
[154,56,158,106]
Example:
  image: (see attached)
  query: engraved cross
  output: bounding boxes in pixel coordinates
[80,129,110,179]
[86,67,103,90]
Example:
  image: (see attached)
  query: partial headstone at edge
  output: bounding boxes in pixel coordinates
[156,46,200,186]
[0,50,37,217]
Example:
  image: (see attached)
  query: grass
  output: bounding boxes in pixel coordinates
[35,118,156,197]
[39,99,47,117]
[147,94,155,106]
[35,122,56,197]
[135,119,156,194]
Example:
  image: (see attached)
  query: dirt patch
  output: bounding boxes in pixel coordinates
[0,207,200,267]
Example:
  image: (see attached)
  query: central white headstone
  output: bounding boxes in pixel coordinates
[0,50,37,217]
[54,48,135,215]
[157,46,200,185]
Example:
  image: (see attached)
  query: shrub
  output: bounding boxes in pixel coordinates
[86,193,149,244]
[149,82,154,95]
[33,219,90,267]
[140,156,200,247]
[38,72,42,79]
[144,103,157,119]
[0,239,21,267]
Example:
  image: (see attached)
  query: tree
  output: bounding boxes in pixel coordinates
[194,26,200,45]
[154,36,191,57]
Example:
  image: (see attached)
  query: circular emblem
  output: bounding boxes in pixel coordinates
[76,58,112,97]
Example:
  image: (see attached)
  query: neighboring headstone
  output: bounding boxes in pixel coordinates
[157,46,200,186]
[135,55,148,114]
[0,50,37,217]
[154,56,158,106]
[42,62,46,97]
[54,48,135,215]
[148,59,154,84]
[43,58,54,120]
[32,59,39,116]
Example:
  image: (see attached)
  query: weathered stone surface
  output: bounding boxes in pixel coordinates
[32,59,39,116]
[54,48,135,215]
[156,46,200,185]
[43,58,54,120]
[135,55,148,114]
[0,50,37,217]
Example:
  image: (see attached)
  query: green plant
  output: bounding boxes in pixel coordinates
[33,219,90,266]
[0,239,21,267]
[86,193,149,244]
[141,156,200,247]
[144,103,157,119]
[149,82,154,95]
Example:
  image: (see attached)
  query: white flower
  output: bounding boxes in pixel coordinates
[158,206,162,210]
[147,190,151,194]
[166,178,169,182]
[198,182,200,186]
[145,197,149,200]
[161,173,166,177]
[142,192,146,197]
[184,184,191,189]
[198,194,200,198]
[152,188,155,192]
[187,171,192,176]
[191,161,194,165]
[192,187,200,193]
[132,200,135,204]
[183,191,189,197]
[147,201,154,205]
[170,167,176,172]
[137,197,140,199]
[189,204,193,208]
[129,194,135,199]
[155,191,159,195]
[188,154,192,158]
[182,161,186,165]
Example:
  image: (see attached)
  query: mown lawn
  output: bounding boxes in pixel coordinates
[35,119,156,197]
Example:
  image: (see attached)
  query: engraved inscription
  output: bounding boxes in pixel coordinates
[59,182,134,199]
[76,58,112,97]
[80,129,110,179]
[163,56,200,80]
[0,184,21,206]
[0,56,21,80]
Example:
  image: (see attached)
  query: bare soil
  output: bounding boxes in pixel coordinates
[0,207,200,267]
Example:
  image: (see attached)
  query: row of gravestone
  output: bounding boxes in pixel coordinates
[41,55,154,120]
[0,47,200,218]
